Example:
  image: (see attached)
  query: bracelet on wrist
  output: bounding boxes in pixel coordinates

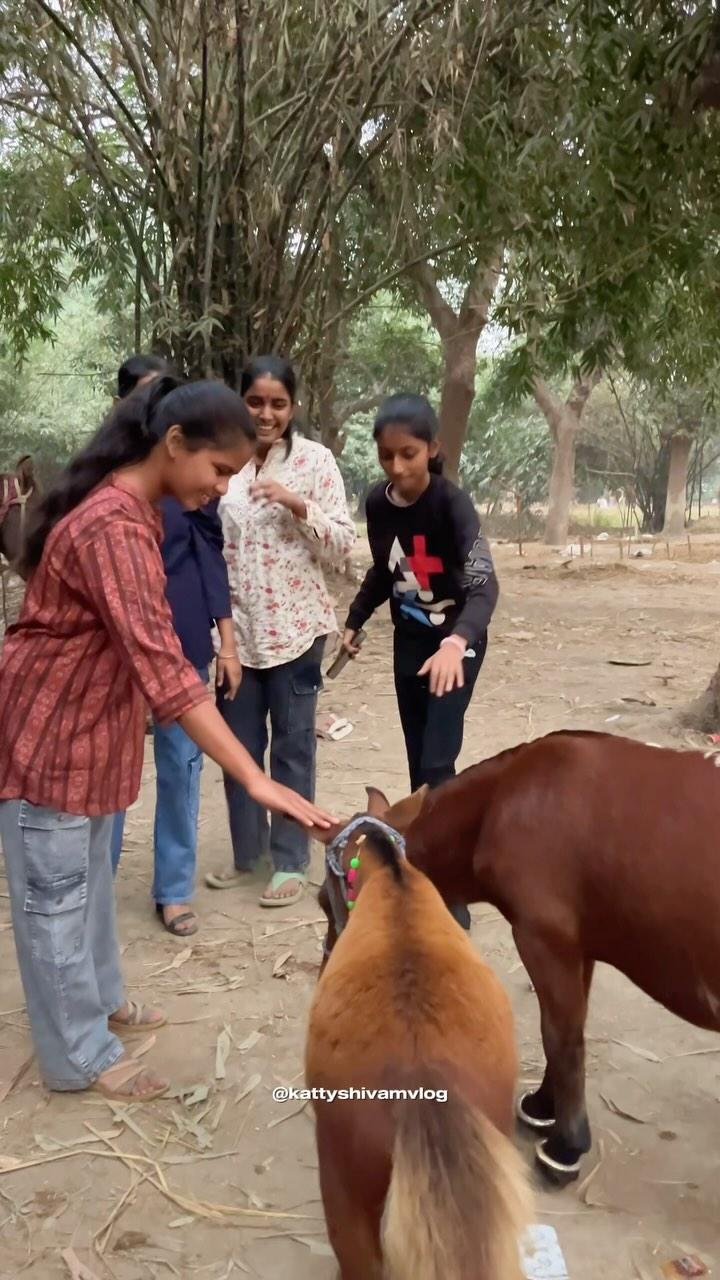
[217,652,239,660]
[440,635,466,654]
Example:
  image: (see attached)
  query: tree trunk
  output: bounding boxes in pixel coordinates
[677,656,720,733]
[411,253,502,485]
[663,432,692,536]
[438,328,481,483]
[533,372,601,546]
[545,419,578,546]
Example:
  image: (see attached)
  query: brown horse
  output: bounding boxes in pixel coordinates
[0,455,40,569]
[307,804,532,1280]
[316,730,720,1187]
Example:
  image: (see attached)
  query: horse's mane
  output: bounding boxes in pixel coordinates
[356,823,406,885]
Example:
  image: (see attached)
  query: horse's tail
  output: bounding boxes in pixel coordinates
[380,1094,532,1280]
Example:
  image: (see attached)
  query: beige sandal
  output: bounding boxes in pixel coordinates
[92,1056,169,1101]
[205,867,256,889]
[108,1000,167,1034]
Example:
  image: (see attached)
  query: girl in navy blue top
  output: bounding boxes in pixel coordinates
[111,356,241,936]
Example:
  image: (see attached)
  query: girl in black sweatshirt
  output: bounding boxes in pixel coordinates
[342,395,499,925]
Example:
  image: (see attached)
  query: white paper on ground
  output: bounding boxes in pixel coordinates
[521,1224,569,1279]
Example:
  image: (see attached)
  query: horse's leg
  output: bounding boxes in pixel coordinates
[316,1114,384,1280]
[513,927,593,1183]
[517,956,594,1132]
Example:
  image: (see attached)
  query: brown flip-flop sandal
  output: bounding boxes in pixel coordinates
[155,904,198,936]
[108,999,168,1034]
[92,1056,169,1101]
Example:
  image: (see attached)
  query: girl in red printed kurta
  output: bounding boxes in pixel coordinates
[0,376,334,1101]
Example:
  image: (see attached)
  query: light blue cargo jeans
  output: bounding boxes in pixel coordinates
[0,799,126,1090]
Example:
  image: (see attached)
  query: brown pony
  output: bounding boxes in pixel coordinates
[306,801,532,1280]
[318,730,720,1187]
[0,455,40,569]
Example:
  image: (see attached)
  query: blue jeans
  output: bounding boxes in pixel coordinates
[218,637,325,874]
[112,666,208,903]
[0,799,125,1090]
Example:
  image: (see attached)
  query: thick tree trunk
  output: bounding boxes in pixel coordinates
[533,372,601,546]
[544,420,578,546]
[678,656,720,733]
[663,432,692,536]
[411,252,502,485]
[438,329,481,483]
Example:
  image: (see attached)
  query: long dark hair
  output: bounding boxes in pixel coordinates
[21,377,255,575]
[117,353,175,399]
[373,393,444,475]
[240,354,297,457]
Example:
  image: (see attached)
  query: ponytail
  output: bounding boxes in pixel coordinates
[20,376,255,576]
[428,453,444,475]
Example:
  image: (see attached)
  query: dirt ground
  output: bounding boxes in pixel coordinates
[2,535,720,1279]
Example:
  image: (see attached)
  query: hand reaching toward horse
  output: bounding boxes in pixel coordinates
[419,635,466,696]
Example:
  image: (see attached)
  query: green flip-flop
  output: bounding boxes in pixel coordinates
[259,871,307,908]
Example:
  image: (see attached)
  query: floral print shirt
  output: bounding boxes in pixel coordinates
[219,434,356,668]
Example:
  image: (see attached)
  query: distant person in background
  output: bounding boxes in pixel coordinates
[205,355,356,907]
[111,356,242,937]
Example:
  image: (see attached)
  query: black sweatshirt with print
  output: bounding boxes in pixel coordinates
[345,475,499,654]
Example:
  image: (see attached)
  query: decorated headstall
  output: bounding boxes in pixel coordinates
[322,815,407,944]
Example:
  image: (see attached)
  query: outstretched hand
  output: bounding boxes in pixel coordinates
[247,774,336,829]
[418,639,466,696]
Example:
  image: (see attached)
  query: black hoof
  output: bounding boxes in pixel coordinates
[534,1138,582,1186]
[516,1089,555,1130]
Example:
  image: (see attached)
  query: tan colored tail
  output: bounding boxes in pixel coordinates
[381,1096,532,1280]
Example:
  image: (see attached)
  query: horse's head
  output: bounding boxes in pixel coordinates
[312,783,430,975]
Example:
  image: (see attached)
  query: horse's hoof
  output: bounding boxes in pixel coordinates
[516,1090,555,1130]
[534,1139,582,1186]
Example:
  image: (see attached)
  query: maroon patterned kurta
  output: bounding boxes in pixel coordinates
[0,479,208,816]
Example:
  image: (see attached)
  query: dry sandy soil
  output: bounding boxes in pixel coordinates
[1,535,720,1279]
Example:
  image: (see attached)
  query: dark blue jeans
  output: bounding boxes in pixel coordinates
[393,631,487,930]
[218,637,325,874]
[393,633,486,793]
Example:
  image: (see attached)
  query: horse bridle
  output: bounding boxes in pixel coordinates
[323,815,407,947]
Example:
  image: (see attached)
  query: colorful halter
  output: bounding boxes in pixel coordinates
[325,816,407,913]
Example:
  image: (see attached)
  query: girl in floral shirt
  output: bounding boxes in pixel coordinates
[206,356,355,906]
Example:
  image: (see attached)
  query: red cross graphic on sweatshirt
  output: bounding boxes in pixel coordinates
[406,535,444,591]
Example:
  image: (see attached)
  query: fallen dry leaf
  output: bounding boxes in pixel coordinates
[61,1247,101,1280]
[237,1030,262,1054]
[236,1073,261,1103]
[272,949,293,978]
[151,946,193,976]
[216,1028,232,1080]
[600,1093,651,1124]
[293,1236,335,1256]
[0,1051,34,1104]
[611,1039,663,1063]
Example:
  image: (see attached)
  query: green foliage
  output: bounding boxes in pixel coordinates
[335,414,382,504]
[0,280,128,480]
[0,0,461,378]
[335,298,442,407]
[461,407,551,507]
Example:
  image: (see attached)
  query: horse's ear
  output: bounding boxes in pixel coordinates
[384,785,429,833]
[365,785,390,817]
